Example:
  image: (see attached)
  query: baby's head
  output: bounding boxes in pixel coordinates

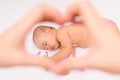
[33,26,60,51]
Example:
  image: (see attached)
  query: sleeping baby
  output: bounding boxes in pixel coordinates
[33,23,89,63]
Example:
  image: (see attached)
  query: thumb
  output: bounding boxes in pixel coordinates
[60,55,89,71]
[45,53,94,75]
[49,55,90,74]
[21,53,55,68]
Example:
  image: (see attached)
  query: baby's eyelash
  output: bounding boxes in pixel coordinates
[44,47,48,50]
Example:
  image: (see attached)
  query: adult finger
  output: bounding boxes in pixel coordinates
[20,53,55,68]
[40,3,65,24]
[50,55,89,74]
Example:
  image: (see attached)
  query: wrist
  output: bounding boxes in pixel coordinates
[28,10,43,23]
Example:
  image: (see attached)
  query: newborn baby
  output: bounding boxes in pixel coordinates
[33,23,89,63]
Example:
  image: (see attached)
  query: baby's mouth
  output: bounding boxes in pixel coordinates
[51,47,55,51]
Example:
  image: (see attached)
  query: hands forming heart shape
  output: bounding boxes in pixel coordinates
[0,0,120,74]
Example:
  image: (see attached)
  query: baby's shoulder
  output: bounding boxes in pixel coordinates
[57,26,67,33]
[56,27,68,39]
[58,26,67,30]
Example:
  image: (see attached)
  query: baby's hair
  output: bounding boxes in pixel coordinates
[33,25,55,44]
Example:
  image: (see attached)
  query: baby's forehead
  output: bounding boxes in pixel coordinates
[33,25,55,40]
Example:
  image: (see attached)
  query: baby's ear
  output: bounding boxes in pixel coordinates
[45,28,52,33]
[45,28,51,33]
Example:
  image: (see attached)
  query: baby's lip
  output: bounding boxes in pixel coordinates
[52,47,55,50]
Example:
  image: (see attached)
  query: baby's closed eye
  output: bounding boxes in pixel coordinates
[43,42,48,50]
[44,47,48,50]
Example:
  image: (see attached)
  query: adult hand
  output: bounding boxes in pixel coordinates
[0,4,64,68]
[51,0,120,74]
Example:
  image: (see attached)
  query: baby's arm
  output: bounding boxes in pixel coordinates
[50,29,74,63]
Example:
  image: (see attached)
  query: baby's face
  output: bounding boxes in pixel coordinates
[36,29,59,51]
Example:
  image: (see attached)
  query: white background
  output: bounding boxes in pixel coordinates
[0,0,120,80]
